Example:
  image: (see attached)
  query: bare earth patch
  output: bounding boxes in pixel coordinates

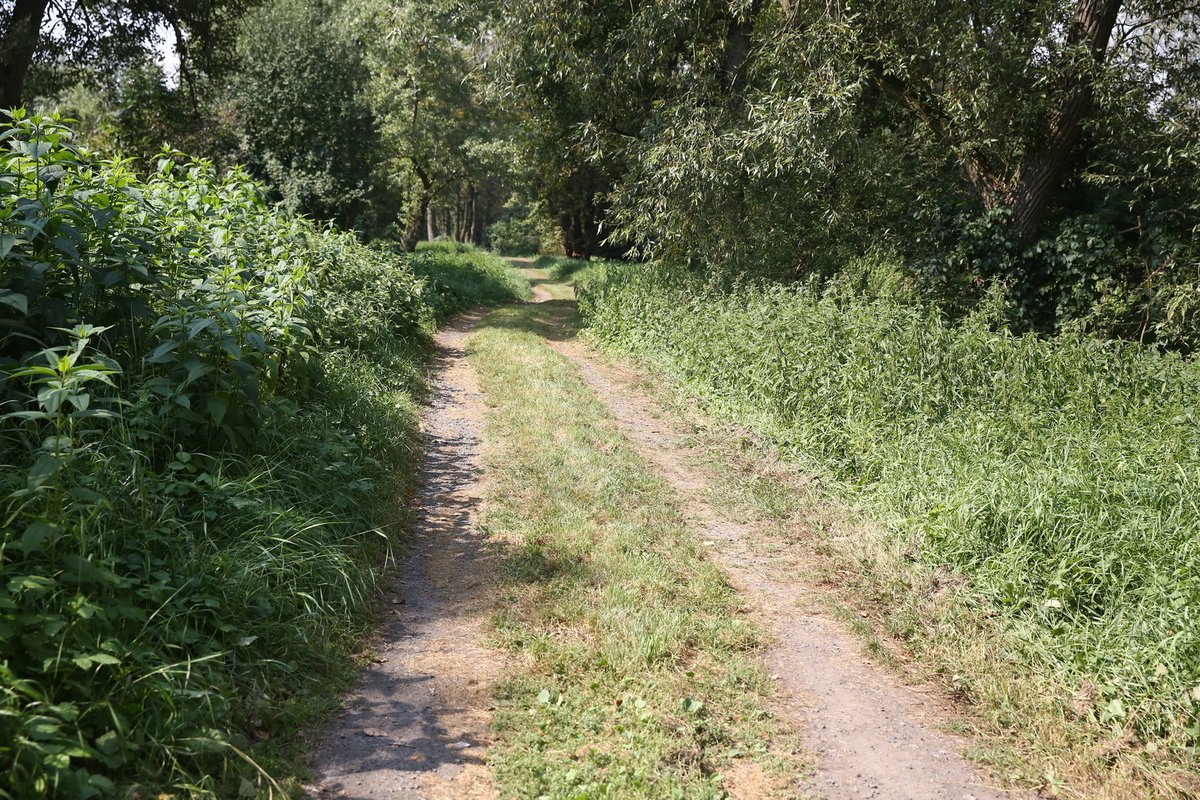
[531,283,1021,800]
[307,311,504,800]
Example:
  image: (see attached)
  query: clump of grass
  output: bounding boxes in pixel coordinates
[576,257,1200,794]
[467,302,801,798]
[536,254,613,284]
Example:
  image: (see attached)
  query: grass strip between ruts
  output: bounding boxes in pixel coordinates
[466,301,801,799]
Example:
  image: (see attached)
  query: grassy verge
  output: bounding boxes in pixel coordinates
[535,255,614,285]
[466,300,802,799]
[574,258,1200,797]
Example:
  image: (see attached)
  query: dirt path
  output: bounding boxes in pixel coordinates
[527,271,1016,800]
[307,270,1021,799]
[307,310,503,800]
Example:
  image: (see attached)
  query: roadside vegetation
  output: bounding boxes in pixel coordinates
[467,299,800,798]
[573,257,1200,795]
[4,0,1200,797]
[0,114,527,797]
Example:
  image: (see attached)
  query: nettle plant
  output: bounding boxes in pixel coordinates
[136,157,317,447]
[1,112,318,451]
[0,113,151,355]
[0,113,327,796]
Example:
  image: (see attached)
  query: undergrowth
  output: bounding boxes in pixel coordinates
[536,255,611,285]
[415,241,533,315]
[576,256,1200,795]
[0,113,527,798]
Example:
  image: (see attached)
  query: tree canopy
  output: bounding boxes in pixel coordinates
[9,0,1200,338]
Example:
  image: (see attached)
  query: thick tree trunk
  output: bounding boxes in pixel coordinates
[1005,0,1122,243]
[863,0,1121,244]
[426,204,435,242]
[0,0,49,109]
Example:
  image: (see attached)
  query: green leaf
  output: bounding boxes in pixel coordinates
[187,318,214,339]
[67,485,106,504]
[206,394,229,426]
[146,340,180,364]
[95,730,122,755]
[7,574,57,594]
[0,289,28,315]
[81,653,121,668]
[24,717,61,740]
[17,522,62,553]
[1103,698,1126,721]
[27,454,65,489]
[183,357,213,386]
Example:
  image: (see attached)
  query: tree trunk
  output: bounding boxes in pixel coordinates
[452,192,461,242]
[466,183,478,244]
[1005,0,1122,243]
[559,209,600,259]
[402,191,430,252]
[721,0,763,92]
[426,203,435,242]
[0,0,50,109]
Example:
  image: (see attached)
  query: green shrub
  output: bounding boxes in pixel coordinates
[485,200,552,256]
[536,255,614,285]
[578,256,1200,763]
[412,241,532,317]
[486,216,540,256]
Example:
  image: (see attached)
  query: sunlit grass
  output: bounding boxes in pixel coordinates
[576,258,1200,796]
[467,300,802,799]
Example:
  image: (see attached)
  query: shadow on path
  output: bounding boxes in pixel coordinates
[307,310,503,800]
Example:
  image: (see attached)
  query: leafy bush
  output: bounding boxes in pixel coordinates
[0,113,526,797]
[486,216,540,256]
[412,241,532,317]
[536,255,617,286]
[578,257,1200,770]
[485,200,551,256]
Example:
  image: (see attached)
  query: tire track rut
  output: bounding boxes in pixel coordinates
[308,310,502,800]
[530,276,1018,800]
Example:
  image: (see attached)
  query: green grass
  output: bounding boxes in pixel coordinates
[535,255,614,285]
[466,300,801,799]
[575,257,1200,797]
[0,300,426,800]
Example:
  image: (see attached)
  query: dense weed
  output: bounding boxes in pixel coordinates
[0,114,527,797]
[413,240,533,315]
[578,258,1200,774]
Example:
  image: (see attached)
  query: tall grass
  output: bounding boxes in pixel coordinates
[577,256,1200,779]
